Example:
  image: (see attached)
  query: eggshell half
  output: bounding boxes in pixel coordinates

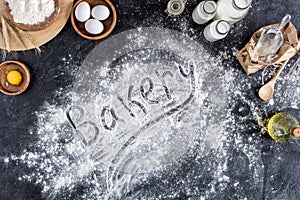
[92,5,110,21]
[85,19,104,35]
[75,2,90,22]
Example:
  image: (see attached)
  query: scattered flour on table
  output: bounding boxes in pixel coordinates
[5,0,56,25]
[7,6,300,200]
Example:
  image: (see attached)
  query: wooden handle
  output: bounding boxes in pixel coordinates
[270,59,290,82]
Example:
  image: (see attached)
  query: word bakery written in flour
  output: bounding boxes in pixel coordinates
[66,62,196,161]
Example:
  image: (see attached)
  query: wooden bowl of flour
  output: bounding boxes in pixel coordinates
[3,0,61,31]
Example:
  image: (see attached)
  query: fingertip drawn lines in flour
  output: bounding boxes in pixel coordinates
[117,84,147,118]
[155,70,174,101]
[18,28,239,198]
[140,77,159,104]
[106,62,196,189]
[66,62,195,162]
[66,106,100,147]
[101,106,118,131]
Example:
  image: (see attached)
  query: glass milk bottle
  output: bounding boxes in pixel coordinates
[192,1,217,24]
[203,20,230,42]
[214,0,252,24]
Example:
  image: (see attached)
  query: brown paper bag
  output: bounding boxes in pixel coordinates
[236,22,299,75]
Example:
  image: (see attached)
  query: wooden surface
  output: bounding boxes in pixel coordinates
[0,0,73,51]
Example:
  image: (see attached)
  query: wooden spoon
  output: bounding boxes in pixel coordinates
[258,60,289,101]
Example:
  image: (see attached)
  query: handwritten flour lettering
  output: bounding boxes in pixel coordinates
[65,105,84,129]
[140,77,159,104]
[66,105,100,147]
[155,70,174,101]
[76,121,100,147]
[101,106,118,130]
[118,85,147,118]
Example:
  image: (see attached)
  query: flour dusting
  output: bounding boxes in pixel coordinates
[7,9,300,199]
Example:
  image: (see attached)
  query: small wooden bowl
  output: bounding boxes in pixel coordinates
[3,0,61,31]
[71,0,117,40]
[0,61,30,96]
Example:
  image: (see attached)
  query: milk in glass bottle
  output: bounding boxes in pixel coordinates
[203,20,230,42]
[192,1,217,24]
[215,0,252,24]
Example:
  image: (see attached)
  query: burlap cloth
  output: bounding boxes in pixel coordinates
[236,22,300,75]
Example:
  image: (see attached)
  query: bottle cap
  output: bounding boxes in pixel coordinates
[203,1,217,14]
[166,0,185,17]
[293,127,300,138]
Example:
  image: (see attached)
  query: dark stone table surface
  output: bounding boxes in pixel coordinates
[0,0,300,199]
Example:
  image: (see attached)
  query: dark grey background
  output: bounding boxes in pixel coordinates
[1,0,300,199]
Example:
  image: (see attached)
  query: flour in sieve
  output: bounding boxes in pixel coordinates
[5,0,56,25]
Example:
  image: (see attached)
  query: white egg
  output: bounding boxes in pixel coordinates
[75,2,91,22]
[85,19,104,35]
[92,5,110,21]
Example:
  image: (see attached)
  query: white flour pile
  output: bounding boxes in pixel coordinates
[6,7,300,200]
[5,0,56,25]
